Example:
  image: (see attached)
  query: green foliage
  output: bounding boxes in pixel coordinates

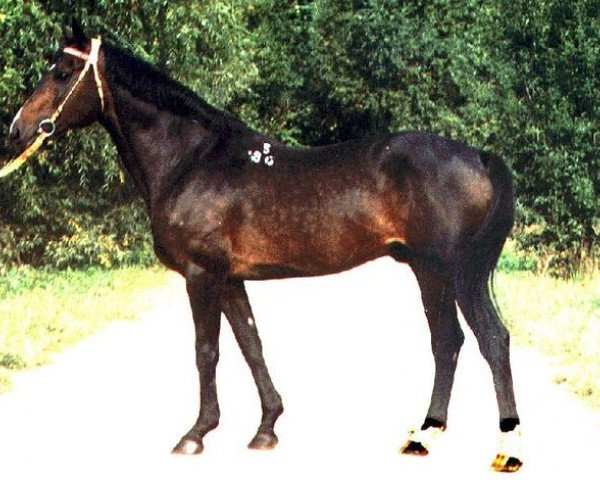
[500,0,600,273]
[0,0,598,273]
[497,240,537,273]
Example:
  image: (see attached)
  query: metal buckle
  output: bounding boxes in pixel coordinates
[38,119,56,136]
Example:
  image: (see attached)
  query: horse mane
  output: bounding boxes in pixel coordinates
[102,42,251,135]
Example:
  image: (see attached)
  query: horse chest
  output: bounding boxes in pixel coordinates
[151,206,231,273]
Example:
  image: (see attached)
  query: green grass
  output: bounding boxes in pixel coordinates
[0,266,171,392]
[497,238,537,273]
[496,271,600,410]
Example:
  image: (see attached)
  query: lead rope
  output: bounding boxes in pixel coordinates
[0,38,104,178]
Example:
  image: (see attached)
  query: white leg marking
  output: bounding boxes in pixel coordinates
[406,425,444,450]
[182,439,200,454]
[247,317,254,327]
[497,425,523,459]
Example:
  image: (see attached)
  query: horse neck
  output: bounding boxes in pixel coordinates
[99,82,221,213]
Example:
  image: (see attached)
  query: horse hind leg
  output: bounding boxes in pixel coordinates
[221,279,283,450]
[454,254,522,472]
[400,258,464,456]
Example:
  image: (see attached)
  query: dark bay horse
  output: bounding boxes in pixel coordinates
[5,21,522,472]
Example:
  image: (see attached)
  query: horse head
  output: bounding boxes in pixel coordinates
[8,19,105,160]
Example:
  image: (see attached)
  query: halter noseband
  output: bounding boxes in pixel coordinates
[0,38,104,178]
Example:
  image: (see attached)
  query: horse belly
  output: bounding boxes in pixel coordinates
[229,209,404,280]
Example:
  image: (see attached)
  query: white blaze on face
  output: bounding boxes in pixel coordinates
[9,107,23,137]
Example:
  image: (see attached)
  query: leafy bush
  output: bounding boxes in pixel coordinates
[0,0,598,274]
[497,240,537,273]
[44,202,155,269]
[501,0,600,273]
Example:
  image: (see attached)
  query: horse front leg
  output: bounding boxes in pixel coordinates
[221,279,283,450]
[172,265,223,455]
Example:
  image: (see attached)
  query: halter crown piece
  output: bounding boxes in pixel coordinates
[0,37,104,178]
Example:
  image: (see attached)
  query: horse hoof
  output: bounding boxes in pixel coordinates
[399,440,429,456]
[171,438,204,455]
[248,433,278,450]
[399,426,443,456]
[491,454,523,473]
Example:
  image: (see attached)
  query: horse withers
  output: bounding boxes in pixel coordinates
[4,20,522,472]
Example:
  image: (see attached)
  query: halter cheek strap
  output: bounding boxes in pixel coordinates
[0,37,104,178]
[61,37,105,113]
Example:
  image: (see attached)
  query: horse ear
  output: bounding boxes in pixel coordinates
[66,18,88,48]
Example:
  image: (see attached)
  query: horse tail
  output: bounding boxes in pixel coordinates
[453,151,515,329]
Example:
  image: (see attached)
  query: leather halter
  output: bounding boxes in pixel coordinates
[0,38,105,178]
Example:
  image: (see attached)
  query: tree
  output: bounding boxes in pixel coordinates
[1,0,598,273]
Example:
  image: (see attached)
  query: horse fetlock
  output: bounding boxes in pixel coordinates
[491,425,523,473]
[267,395,284,417]
[258,390,283,421]
[197,416,220,433]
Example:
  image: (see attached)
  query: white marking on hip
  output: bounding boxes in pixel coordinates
[9,107,23,136]
[248,150,262,163]
[247,142,275,167]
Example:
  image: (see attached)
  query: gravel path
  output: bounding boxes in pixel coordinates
[0,259,597,479]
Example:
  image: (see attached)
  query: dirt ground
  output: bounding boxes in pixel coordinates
[0,259,597,479]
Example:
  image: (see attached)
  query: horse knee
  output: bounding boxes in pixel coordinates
[196,343,219,367]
